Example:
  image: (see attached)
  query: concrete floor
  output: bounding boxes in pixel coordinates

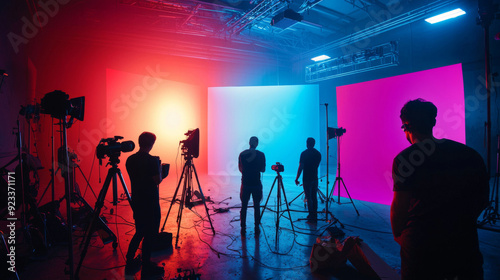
[9,174,500,280]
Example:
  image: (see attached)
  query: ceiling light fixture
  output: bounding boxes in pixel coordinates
[425,8,466,24]
[311,55,330,62]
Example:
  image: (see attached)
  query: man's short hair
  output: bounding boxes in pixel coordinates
[138,132,156,149]
[307,137,315,148]
[249,136,258,148]
[400,98,437,134]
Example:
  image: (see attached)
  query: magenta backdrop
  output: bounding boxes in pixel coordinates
[335,64,466,205]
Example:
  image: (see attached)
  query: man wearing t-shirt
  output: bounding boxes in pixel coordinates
[125,132,165,277]
[295,137,322,223]
[239,136,266,233]
[391,99,489,280]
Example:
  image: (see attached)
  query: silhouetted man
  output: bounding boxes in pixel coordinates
[125,132,165,277]
[391,99,489,280]
[239,136,266,233]
[295,137,321,223]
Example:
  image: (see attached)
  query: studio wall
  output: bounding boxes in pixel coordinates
[335,64,466,205]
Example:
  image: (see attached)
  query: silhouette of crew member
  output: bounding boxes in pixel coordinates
[239,136,266,233]
[125,132,165,277]
[295,137,321,223]
[391,99,489,280]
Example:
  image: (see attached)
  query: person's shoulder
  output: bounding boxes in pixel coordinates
[444,139,483,159]
[126,152,139,166]
[127,152,138,160]
[394,144,416,159]
[439,139,477,154]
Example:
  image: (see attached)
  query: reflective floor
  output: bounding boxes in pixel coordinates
[10,174,500,280]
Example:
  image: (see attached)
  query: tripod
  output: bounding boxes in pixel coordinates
[288,189,327,206]
[162,154,215,248]
[75,156,131,278]
[259,169,295,250]
[328,135,359,216]
[480,135,500,226]
[288,175,327,206]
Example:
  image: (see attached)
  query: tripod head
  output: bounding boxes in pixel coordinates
[183,152,194,162]
[106,156,121,168]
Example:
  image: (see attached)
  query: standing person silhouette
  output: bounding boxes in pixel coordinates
[295,137,321,223]
[239,136,266,234]
[125,132,166,277]
[391,99,489,280]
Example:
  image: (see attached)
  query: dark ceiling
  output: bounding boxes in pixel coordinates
[29,0,482,64]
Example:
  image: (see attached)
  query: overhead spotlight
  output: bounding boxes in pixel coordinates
[311,55,330,62]
[425,8,466,24]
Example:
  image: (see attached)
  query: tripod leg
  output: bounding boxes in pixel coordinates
[37,167,59,206]
[174,164,190,248]
[328,177,340,203]
[77,166,98,200]
[161,161,187,232]
[259,177,278,225]
[276,176,282,250]
[192,164,215,235]
[317,189,326,203]
[340,178,359,216]
[278,177,295,232]
[75,171,112,278]
[117,169,132,203]
[288,191,305,206]
[37,176,54,206]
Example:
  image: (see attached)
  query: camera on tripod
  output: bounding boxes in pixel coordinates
[96,136,135,163]
[180,128,199,158]
[271,162,284,172]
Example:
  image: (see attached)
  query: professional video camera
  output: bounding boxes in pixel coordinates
[328,127,346,139]
[271,162,284,173]
[96,136,135,163]
[180,128,199,158]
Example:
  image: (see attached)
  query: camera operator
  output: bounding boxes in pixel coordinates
[295,137,321,223]
[125,132,166,277]
[239,136,266,234]
[392,99,489,279]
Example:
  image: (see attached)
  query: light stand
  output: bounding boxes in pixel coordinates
[477,0,496,175]
[51,118,55,202]
[39,90,85,279]
[61,116,75,280]
[480,135,500,226]
[259,168,295,251]
[320,103,336,221]
[329,135,360,216]
[37,118,57,206]
[14,120,27,228]
[161,154,215,248]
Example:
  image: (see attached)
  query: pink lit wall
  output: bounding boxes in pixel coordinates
[335,64,466,205]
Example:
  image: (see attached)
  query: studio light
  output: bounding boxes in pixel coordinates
[425,8,466,24]
[311,55,330,62]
